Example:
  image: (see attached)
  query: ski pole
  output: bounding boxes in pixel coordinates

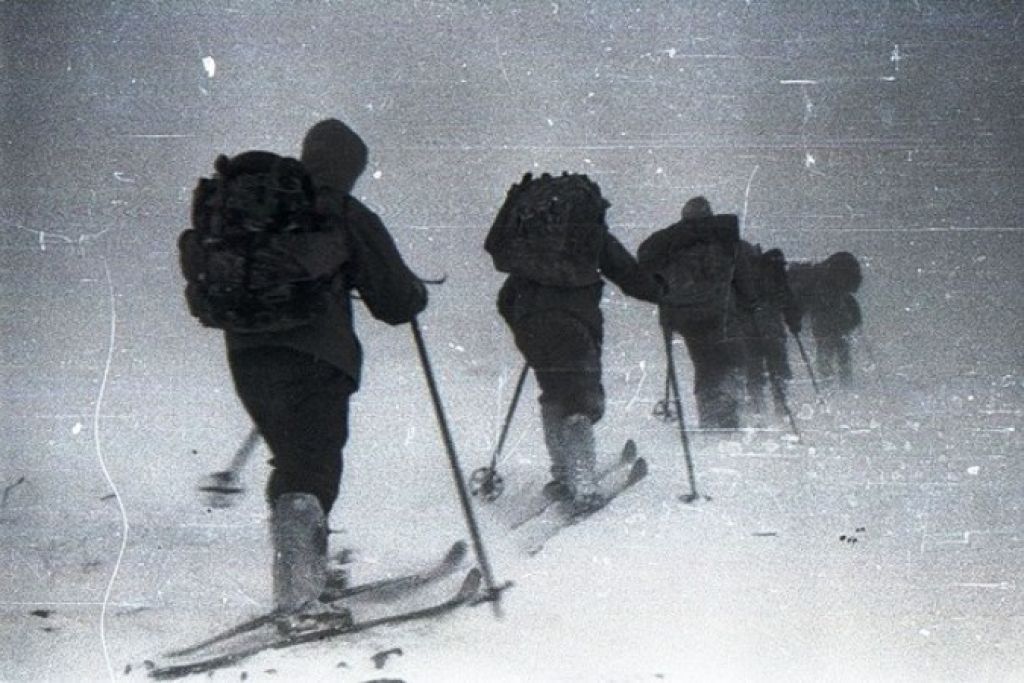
[470,362,529,502]
[662,325,703,503]
[198,427,260,507]
[411,318,507,616]
[765,366,802,442]
[792,330,820,397]
[749,315,800,441]
[652,363,676,422]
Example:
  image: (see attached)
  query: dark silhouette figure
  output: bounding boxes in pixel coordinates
[787,251,863,387]
[739,244,802,421]
[486,173,660,514]
[638,196,760,430]
[188,119,427,622]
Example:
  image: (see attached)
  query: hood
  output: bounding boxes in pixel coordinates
[681,195,713,220]
[300,119,368,194]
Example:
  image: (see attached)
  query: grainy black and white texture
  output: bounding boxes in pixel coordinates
[2,2,1021,681]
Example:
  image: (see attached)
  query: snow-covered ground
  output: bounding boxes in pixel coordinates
[3,280,1022,682]
[2,2,1022,681]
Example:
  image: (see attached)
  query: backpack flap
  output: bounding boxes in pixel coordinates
[485,172,608,287]
[180,150,341,333]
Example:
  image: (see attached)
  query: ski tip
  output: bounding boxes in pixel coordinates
[461,567,483,597]
[622,439,638,462]
[627,457,648,483]
[448,540,469,562]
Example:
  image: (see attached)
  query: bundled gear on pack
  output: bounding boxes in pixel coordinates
[179,150,346,334]
[485,172,609,287]
[637,197,742,320]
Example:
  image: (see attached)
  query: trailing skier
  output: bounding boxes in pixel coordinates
[179,118,427,630]
[485,172,660,516]
[787,251,863,387]
[739,244,803,422]
[638,196,761,430]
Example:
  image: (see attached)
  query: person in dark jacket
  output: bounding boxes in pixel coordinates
[224,119,427,622]
[787,251,862,387]
[739,244,802,421]
[488,176,660,514]
[639,196,761,431]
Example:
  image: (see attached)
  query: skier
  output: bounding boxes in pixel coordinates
[486,173,660,515]
[787,251,863,386]
[638,196,761,430]
[181,119,427,628]
[740,245,802,421]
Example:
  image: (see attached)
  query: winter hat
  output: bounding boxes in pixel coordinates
[681,196,713,220]
[300,119,368,194]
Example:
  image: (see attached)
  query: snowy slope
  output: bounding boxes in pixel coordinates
[14,298,1019,683]
[2,2,1022,681]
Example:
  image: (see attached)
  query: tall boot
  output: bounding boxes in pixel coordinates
[271,492,328,614]
[540,403,572,501]
[562,413,604,515]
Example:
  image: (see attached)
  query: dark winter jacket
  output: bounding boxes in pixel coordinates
[638,214,760,322]
[497,231,660,343]
[226,120,426,386]
[747,244,802,335]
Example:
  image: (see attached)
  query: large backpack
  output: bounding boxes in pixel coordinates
[639,214,740,317]
[179,150,343,333]
[484,172,608,287]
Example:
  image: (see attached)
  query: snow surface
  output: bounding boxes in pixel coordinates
[2,1,1022,682]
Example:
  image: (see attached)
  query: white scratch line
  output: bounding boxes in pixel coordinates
[123,133,193,139]
[3,600,147,607]
[742,164,760,224]
[951,581,1015,590]
[780,79,817,85]
[6,220,110,251]
[492,35,513,91]
[478,4,513,92]
[95,259,127,682]
[623,360,647,412]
